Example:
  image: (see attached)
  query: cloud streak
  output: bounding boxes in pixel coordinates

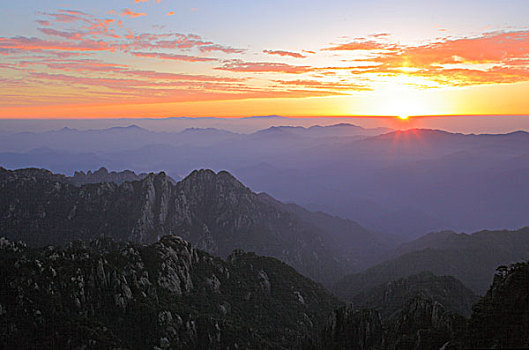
[131,51,217,62]
[263,50,306,58]
[216,60,314,74]
[121,9,147,18]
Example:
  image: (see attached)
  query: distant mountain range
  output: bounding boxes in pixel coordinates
[333,227,529,296]
[2,124,529,238]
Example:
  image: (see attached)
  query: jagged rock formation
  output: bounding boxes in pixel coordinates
[308,296,466,350]
[69,167,178,186]
[465,262,529,348]
[311,262,529,350]
[349,272,478,320]
[307,306,384,349]
[0,167,385,285]
[0,235,342,349]
[70,167,150,185]
[70,167,145,185]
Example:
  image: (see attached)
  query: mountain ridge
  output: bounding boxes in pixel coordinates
[0,166,388,285]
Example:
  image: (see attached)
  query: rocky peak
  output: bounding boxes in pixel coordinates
[0,235,342,349]
[179,169,248,195]
[0,167,67,183]
[69,167,156,186]
[0,166,371,285]
[466,262,529,348]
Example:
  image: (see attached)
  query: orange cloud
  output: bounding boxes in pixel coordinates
[122,32,243,54]
[323,40,393,51]
[326,30,529,87]
[167,11,175,16]
[216,60,314,74]
[0,36,112,52]
[274,79,371,91]
[263,50,306,58]
[121,9,146,18]
[131,51,217,62]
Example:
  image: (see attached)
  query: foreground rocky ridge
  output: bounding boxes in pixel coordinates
[0,235,342,349]
[311,262,529,349]
[0,167,390,285]
[1,232,528,349]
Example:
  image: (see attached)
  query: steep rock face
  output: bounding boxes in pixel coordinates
[308,306,384,349]
[465,262,529,348]
[69,167,179,186]
[384,296,466,350]
[309,297,465,350]
[0,167,382,285]
[349,272,478,320]
[0,235,342,349]
[311,262,529,350]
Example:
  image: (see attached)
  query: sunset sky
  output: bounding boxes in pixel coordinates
[1,0,529,119]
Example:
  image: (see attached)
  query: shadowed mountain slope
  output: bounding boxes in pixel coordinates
[333,227,529,296]
[0,235,342,349]
[0,167,389,285]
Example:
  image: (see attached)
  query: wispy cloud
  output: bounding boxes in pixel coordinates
[121,9,146,18]
[274,79,371,91]
[263,50,306,58]
[323,40,394,51]
[216,60,314,74]
[131,51,217,62]
[0,36,113,52]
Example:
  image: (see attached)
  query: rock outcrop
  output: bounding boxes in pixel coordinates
[465,262,529,348]
[0,235,342,349]
[0,167,385,285]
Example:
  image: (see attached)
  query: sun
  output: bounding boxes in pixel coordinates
[355,75,446,117]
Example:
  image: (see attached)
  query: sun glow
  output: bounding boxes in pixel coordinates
[354,75,449,117]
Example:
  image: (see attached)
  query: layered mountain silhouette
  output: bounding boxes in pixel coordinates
[312,261,529,349]
[350,272,478,320]
[333,227,529,296]
[0,167,391,285]
[3,124,529,239]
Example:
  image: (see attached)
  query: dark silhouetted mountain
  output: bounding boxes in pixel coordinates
[0,167,387,285]
[350,272,478,320]
[0,235,342,349]
[333,227,529,296]
[69,167,178,186]
[308,296,466,350]
[465,261,529,348]
[311,260,529,349]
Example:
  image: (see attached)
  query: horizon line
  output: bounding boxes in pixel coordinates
[2,114,529,121]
